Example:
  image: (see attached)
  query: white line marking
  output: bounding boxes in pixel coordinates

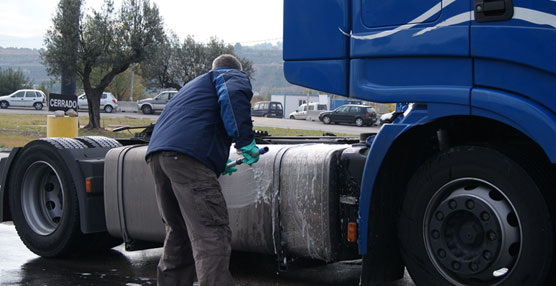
[413,11,472,36]
[513,7,556,29]
[347,0,457,40]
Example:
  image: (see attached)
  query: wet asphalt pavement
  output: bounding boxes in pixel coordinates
[1,222,415,286]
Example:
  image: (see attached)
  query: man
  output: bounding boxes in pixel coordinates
[146,54,259,286]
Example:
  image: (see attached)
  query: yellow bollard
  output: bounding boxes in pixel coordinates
[46,115,79,138]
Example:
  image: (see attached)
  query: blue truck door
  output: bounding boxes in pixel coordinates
[470,0,556,118]
[470,1,556,164]
[350,0,473,106]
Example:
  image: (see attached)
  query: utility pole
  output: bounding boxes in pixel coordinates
[129,64,135,101]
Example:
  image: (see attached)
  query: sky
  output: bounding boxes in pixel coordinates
[0,0,284,49]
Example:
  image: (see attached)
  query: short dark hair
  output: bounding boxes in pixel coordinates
[212,54,242,71]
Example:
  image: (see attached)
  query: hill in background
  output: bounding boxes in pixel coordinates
[0,47,50,85]
[0,43,309,97]
[235,42,309,97]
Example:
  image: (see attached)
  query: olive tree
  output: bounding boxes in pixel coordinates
[42,0,165,128]
[141,36,254,90]
[139,32,183,90]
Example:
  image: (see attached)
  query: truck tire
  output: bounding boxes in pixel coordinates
[75,136,122,148]
[399,146,554,285]
[9,139,87,257]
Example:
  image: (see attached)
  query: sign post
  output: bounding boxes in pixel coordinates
[46,93,79,138]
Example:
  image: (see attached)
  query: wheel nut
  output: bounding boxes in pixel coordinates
[438,249,446,258]
[469,262,478,272]
[436,211,444,221]
[481,212,490,221]
[483,251,492,260]
[452,261,461,270]
[488,231,498,241]
[432,230,440,239]
[449,200,457,209]
[466,200,475,209]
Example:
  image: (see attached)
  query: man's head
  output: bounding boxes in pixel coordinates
[212,54,242,71]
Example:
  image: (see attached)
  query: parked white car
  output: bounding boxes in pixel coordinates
[289,103,328,121]
[0,89,47,110]
[78,92,118,113]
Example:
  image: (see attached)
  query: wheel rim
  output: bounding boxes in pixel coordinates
[356,118,363,126]
[1,102,7,108]
[34,103,42,110]
[143,106,151,114]
[21,161,64,236]
[424,178,521,285]
[105,105,113,113]
[323,116,330,124]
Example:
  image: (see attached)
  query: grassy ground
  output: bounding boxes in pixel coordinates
[0,114,156,148]
[0,114,355,148]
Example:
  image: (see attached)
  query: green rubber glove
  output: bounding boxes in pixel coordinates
[239,139,259,166]
[221,159,238,176]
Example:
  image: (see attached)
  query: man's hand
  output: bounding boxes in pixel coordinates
[239,139,260,166]
[222,159,238,176]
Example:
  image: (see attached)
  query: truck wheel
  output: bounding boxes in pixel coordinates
[141,105,152,114]
[9,139,87,257]
[322,116,331,124]
[399,146,554,285]
[75,136,122,148]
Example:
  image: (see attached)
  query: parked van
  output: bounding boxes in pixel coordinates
[251,101,284,118]
[289,103,328,121]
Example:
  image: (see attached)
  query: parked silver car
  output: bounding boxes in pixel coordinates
[78,92,118,113]
[137,91,178,114]
[0,89,46,110]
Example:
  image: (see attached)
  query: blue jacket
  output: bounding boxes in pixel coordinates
[146,68,255,175]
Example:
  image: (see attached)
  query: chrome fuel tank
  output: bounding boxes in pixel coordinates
[104,143,351,262]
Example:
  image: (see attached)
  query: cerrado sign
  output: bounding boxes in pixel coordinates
[48,93,78,112]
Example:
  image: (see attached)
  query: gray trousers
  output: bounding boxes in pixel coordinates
[147,151,233,286]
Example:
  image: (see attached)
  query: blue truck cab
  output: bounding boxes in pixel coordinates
[284,0,556,285]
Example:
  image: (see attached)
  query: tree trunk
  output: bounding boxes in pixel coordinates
[83,88,102,129]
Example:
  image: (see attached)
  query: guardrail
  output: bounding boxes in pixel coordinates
[118,101,138,113]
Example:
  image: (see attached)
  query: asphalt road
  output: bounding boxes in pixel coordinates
[0,107,380,135]
[0,222,416,286]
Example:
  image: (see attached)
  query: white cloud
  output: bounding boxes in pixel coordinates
[0,0,58,38]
